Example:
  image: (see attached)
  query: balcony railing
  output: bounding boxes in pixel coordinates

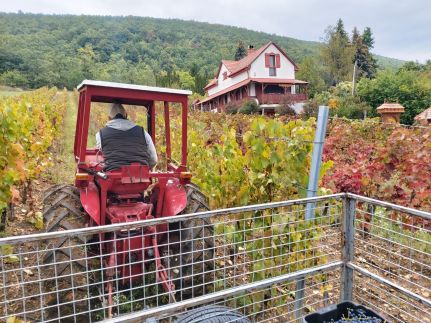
[260,93,307,104]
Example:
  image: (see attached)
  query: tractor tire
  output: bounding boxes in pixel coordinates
[163,184,215,301]
[175,305,252,323]
[42,184,94,322]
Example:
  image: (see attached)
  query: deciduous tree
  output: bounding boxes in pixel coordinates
[357,69,431,124]
[296,57,325,97]
[321,20,354,86]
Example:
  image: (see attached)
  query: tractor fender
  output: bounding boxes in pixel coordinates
[80,181,101,225]
[161,179,188,216]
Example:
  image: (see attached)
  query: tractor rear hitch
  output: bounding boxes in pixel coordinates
[104,223,177,318]
[151,230,177,303]
[106,252,116,318]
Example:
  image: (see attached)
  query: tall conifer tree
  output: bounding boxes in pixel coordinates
[234,41,247,61]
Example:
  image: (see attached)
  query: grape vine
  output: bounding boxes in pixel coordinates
[323,117,431,230]
[0,88,67,213]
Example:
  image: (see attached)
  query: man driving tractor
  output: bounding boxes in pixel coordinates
[95,103,157,170]
[42,80,214,321]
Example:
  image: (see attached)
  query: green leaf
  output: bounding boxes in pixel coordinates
[34,211,44,230]
[5,255,19,264]
[0,244,14,256]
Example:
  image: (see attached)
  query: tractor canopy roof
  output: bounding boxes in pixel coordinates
[77,80,191,106]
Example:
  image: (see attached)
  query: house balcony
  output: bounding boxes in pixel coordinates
[260,93,308,105]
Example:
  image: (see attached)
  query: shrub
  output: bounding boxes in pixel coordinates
[302,100,319,119]
[225,102,241,114]
[0,70,27,88]
[239,100,259,114]
[334,96,371,119]
[276,96,297,116]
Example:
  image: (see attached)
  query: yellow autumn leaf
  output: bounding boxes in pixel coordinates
[361,177,370,186]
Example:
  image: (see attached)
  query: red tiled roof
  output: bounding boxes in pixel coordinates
[221,60,239,73]
[198,79,251,105]
[415,107,431,120]
[223,44,269,76]
[204,78,218,90]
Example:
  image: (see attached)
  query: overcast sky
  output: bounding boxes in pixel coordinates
[2,0,430,62]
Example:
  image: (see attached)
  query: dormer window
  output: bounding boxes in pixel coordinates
[223,72,228,80]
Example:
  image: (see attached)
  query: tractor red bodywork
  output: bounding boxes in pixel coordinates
[73,80,193,311]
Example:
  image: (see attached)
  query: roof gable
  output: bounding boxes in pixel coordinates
[205,60,234,90]
[227,42,299,76]
[226,43,269,76]
[205,41,299,90]
[268,42,299,71]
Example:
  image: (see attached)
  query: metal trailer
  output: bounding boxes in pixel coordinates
[0,193,430,322]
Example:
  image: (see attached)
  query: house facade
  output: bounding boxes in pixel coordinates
[196,42,308,113]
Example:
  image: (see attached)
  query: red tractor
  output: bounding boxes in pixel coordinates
[42,80,214,320]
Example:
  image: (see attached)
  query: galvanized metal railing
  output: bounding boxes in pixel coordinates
[0,193,429,322]
[347,193,431,322]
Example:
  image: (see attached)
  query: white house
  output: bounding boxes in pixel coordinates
[196,41,308,113]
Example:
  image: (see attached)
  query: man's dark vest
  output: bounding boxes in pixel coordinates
[100,125,150,171]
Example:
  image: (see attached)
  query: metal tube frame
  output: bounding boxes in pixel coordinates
[340,197,355,302]
[0,193,345,246]
[105,261,344,323]
[1,193,430,322]
[347,262,431,308]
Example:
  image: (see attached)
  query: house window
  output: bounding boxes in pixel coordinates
[223,72,228,80]
[269,55,276,76]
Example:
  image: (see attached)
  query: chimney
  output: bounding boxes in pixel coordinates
[247,45,255,55]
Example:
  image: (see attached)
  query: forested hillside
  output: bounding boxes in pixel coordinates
[0,12,403,92]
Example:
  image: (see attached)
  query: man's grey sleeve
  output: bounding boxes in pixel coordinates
[145,131,158,167]
[96,132,102,150]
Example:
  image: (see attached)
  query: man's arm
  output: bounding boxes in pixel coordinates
[144,131,158,168]
[96,132,102,150]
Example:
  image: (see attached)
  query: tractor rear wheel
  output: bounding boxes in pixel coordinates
[176,305,252,323]
[163,184,215,301]
[42,184,95,322]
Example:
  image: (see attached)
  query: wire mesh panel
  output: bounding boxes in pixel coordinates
[2,194,429,323]
[350,194,431,323]
[213,269,342,323]
[0,194,343,322]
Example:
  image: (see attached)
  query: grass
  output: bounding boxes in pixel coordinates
[49,91,78,184]
[0,91,22,97]
[0,86,26,97]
